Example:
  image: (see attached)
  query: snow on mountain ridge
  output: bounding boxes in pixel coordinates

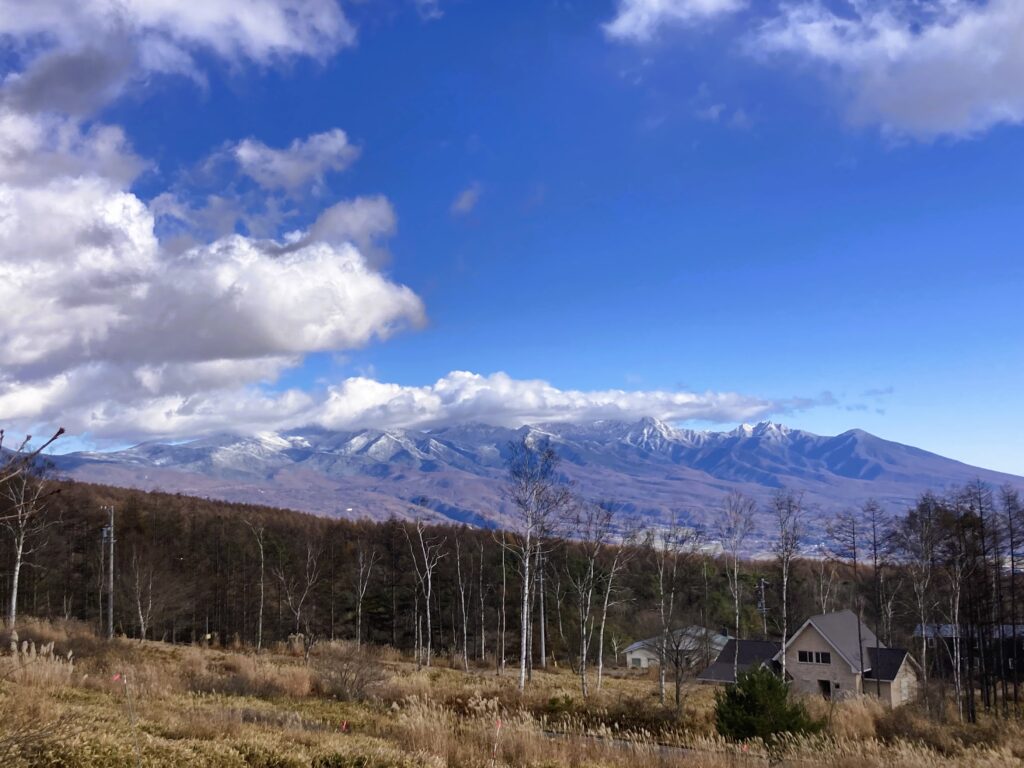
[49,419,1024,530]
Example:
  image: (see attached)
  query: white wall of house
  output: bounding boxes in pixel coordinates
[784,624,862,699]
[625,647,659,669]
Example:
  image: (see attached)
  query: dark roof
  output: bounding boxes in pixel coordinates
[864,647,910,682]
[697,639,781,683]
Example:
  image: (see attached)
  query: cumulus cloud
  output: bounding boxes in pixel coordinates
[450,182,482,216]
[751,0,1024,138]
[0,4,429,444]
[0,175,424,375]
[0,109,148,187]
[234,129,360,191]
[605,0,746,42]
[0,0,355,115]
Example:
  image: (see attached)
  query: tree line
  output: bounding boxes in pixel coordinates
[1,430,1021,721]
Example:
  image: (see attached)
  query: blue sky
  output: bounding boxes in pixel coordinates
[1,0,1022,474]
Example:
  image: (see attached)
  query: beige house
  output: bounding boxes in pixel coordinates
[776,610,920,708]
[624,627,729,671]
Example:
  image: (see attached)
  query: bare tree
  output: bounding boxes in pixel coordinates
[650,517,700,702]
[0,428,63,487]
[718,492,756,682]
[273,541,324,661]
[596,514,640,690]
[1002,486,1023,710]
[939,497,973,720]
[127,545,154,640]
[2,467,57,629]
[891,494,939,699]
[478,539,487,661]
[244,519,266,650]
[771,489,803,681]
[405,519,447,668]
[503,437,571,691]
[455,535,471,671]
[813,543,838,614]
[565,500,613,697]
[498,531,507,674]
[860,499,890,698]
[355,542,380,649]
[830,510,866,691]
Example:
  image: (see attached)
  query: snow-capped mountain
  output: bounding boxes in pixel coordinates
[52,419,1023,531]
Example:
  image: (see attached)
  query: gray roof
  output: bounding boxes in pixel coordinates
[784,609,881,673]
[697,639,781,683]
[625,626,729,655]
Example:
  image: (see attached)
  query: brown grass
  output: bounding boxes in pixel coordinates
[2,619,1024,767]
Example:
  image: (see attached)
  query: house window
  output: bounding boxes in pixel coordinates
[798,651,831,664]
[631,657,642,668]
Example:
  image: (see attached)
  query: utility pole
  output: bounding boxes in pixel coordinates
[103,505,115,639]
[757,577,769,639]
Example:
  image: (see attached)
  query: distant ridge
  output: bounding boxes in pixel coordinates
[51,419,1023,534]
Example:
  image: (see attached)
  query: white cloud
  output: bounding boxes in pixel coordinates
[0,0,354,65]
[450,182,482,216]
[752,0,1024,138]
[316,371,824,432]
[0,0,355,114]
[0,1,437,445]
[9,368,825,442]
[234,129,360,191]
[0,177,424,375]
[605,0,746,43]
[0,109,147,187]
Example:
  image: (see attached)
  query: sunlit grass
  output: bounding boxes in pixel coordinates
[2,619,1023,767]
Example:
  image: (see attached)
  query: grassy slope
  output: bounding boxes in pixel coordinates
[1,619,1021,767]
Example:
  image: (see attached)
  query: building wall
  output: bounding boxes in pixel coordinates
[784,624,862,698]
[625,648,659,669]
[889,659,920,707]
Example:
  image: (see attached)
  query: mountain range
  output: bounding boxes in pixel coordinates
[51,419,1023,538]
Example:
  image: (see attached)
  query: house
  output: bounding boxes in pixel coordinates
[697,639,781,684]
[913,624,1024,681]
[777,610,921,708]
[624,626,729,670]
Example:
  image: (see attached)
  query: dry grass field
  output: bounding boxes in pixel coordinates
[2,619,1022,767]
